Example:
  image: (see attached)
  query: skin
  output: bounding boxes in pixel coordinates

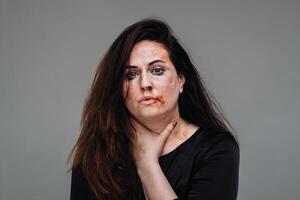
[122,40,198,200]
[122,40,185,133]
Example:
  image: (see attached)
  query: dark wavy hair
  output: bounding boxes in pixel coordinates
[68,17,237,199]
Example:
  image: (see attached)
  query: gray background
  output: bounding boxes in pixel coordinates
[0,0,299,199]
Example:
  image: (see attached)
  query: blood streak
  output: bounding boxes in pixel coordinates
[157,96,164,105]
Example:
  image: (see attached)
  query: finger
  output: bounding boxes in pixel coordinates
[160,121,178,140]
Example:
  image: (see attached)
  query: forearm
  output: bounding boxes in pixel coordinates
[137,162,178,200]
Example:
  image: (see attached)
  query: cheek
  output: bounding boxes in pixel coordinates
[156,75,179,92]
[122,82,137,108]
[122,82,128,99]
[156,76,180,103]
[122,82,132,107]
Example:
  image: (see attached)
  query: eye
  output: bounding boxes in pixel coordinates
[151,67,165,75]
[125,71,139,80]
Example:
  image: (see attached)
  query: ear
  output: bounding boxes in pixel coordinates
[178,74,185,93]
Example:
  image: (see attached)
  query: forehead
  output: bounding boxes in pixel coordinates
[129,40,171,64]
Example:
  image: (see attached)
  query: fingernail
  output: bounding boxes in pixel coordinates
[173,121,178,128]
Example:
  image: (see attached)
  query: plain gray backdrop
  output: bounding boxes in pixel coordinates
[0,0,299,199]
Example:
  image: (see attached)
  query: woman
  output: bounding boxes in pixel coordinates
[69,18,240,200]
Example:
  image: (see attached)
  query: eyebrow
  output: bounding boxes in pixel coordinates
[125,59,166,68]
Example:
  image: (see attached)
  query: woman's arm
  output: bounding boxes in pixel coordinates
[137,161,177,200]
[131,119,178,200]
[137,132,239,200]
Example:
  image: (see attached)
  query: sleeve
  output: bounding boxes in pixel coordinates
[183,133,240,200]
[70,166,95,200]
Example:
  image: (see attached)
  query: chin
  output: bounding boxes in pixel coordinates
[139,112,162,119]
[130,104,177,121]
[138,108,171,120]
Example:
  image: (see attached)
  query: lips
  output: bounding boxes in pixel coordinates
[139,96,160,104]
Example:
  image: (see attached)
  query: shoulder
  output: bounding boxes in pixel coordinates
[206,128,239,152]
[185,129,240,200]
[70,166,95,199]
[200,128,239,152]
[71,165,85,184]
[193,128,240,167]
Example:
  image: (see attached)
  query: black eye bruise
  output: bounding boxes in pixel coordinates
[152,67,165,75]
[125,71,138,80]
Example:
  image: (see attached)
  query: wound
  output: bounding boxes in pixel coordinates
[157,96,165,105]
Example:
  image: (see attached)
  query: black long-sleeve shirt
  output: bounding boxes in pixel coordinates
[70,127,240,200]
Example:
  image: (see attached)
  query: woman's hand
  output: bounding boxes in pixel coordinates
[131,118,179,200]
[131,118,178,167]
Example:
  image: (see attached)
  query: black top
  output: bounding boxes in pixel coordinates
[70,127,240,200]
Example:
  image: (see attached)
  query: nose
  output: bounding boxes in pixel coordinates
[140,73,153,91]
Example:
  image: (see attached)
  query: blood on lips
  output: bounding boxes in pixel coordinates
[141,96,164,105]
[157,96,164,104]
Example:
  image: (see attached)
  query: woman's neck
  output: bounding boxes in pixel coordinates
[134,109,179,133]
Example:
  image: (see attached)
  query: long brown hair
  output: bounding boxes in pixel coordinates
[68,17,237,199]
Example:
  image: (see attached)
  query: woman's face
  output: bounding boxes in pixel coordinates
[122,40,185,121]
